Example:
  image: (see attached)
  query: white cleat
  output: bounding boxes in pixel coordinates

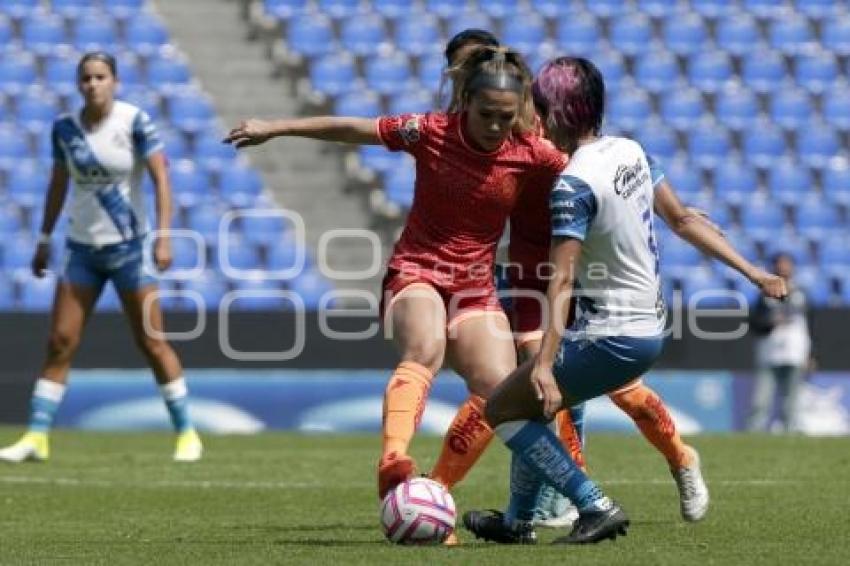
[533,503,579,529]
[0,432,49,463]
[673,446,710,522]
[173,429,203,463]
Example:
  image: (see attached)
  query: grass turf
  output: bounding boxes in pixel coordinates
[0,427,848,565]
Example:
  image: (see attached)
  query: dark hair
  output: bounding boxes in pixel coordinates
[77,51,118,80]
[771,252,794,265]
[532,56,605,152]
[446,46,536,132]
[444,28,499,65]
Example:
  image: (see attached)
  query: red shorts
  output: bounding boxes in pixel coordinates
[380,267,504,329]
[504,277,577,346]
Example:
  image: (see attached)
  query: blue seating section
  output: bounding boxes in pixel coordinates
[263,0,850,306]
[0,0,332,311]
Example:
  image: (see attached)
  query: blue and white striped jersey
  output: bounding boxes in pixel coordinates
[51,100,162,246]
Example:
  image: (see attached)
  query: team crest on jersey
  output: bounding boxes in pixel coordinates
[398,115,422,145]
[69,136,92,163]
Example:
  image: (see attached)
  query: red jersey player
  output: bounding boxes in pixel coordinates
[224,46,566,501]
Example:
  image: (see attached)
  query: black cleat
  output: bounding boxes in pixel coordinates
[462,509,537,545]
[553,502,629,544]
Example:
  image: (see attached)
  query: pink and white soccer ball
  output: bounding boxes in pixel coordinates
[380,477,456,545]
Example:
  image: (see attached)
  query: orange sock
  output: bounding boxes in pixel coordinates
[557,409,587,472]
[382,361,434,458]
[610,383,691,469]
[429,395,493,489]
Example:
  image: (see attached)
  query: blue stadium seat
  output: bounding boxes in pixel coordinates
[0,203,23,235]
[425,0,469,19]
[0,273,14,311]
[0,15,13,45]
[819,235,850,265]
[194,135,239,171]
[660,87,705,131]
[229,277,286,311]
[241,213,290,247]
[794,51,840,94]
[662,12,708,57]
[289,268,335,309]
[555,13,600,58]
[742,121,787,168]
[822,162,850,205]
[764,233,813,268]
[766,159,812,202]
[309,52,358,98]
[660,236,702,265]
[393,14,441,58]
[0,51,38,95]
[170,235,202,271]
[372,0,415,20]
[480,0,525,19]
[714,160,758,203]
[688,123,732,169]
[715,12,761,56]
[51,0,93,18]
[169,160,209,197]
[610,12,654,57]
[2,232,35,269]
[218,235,263,273]
[94,284,123,313]
[822,16,850,56]
[501,12,547,56]
[416,52,444,93]
[384,165,415,208]
[167,90,215,134]
[219,163,264,202]
[0,0,40,20]
[6,160,46,208]
[283,13,336,59]
[147,56,192,88]
[16,91,59,134]
[664,157,704,194]
[636,120,679,162]
[530,0,573,20]
[339,13,387,57]
[182,270,227,310]
[73,18,118,51]
[687,51,733,93]
[768,15,814,55]
[740,201,787,230]
[715,86,760,131]
[158,128,189,160]
[16,271,56,312]
[266,231,303,273]
[364,52,412,96]
[743,0,784,18]
[797,125,840,170]
[263,0,310,21]
[822,86,850,132]
[334,90,381,117]
[592,50,627,91]
[444,12,493,38]
[387,88,434,115]
[607,88,653,131]
[585,0,629,18]
[691,0,737,19]
[768,87,813,130]
[681,268,734,308]
[634,49,680,94]
[796,0,844,19]
[44,53,80,97]
[317,0,363,19]
[0,126,30,164]
[125,13,170,56]
[741,48,788,94]
[359,145,403,176]
[637,0,675,17]
[121,86,163,120]
[794,197,843,232]
[187,203,224,241]
[104,0,146,22]
[21,13,68,56]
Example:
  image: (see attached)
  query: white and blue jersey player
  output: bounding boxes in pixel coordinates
[463,56,787,545]
[0,52,202,464]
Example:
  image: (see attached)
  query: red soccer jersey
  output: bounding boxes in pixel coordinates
[376,112,565,294]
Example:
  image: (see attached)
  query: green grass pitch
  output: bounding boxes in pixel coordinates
[1,427,848,565]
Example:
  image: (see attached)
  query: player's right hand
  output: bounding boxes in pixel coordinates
[223,119,274,148]
[31,243,50,278]
[754,271,788,300]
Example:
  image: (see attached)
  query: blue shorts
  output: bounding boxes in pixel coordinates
[553,335,664,403]
[62,237,157,292]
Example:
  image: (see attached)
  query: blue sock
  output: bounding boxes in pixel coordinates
[505,454,544,523]
[28,379,65,433]
[160,378,193,433]
[569,403,586,447]
[497,420,607,513]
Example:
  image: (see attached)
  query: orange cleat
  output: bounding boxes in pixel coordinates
[443,531,460,546]
[377,452,417,499]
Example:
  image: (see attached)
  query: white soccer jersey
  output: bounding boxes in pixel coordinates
[550,136,666,338]
[51,100,163,246]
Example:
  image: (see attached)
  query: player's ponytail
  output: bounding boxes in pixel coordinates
[446,46,536,133]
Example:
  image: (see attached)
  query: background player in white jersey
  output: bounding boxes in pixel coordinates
[464,56,787,544]
[0,52,202,463]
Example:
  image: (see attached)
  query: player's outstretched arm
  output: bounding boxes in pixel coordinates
[223,116,381,148]
[654,180,787,300]
[31,163,70,278]
[147,151,173,271]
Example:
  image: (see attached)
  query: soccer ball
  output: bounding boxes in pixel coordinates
[380,477,456,545]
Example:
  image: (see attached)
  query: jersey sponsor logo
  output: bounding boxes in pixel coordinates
[398,115,422,145]
[613,158,649,200]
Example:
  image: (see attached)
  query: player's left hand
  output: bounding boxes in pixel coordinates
[154,236,173,271]
[754,271,788,300]
[224,119,274,148]
[530,363,562,420]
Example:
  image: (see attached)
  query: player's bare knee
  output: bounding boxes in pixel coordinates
[400,343,444,374]
[46,331,79,361]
